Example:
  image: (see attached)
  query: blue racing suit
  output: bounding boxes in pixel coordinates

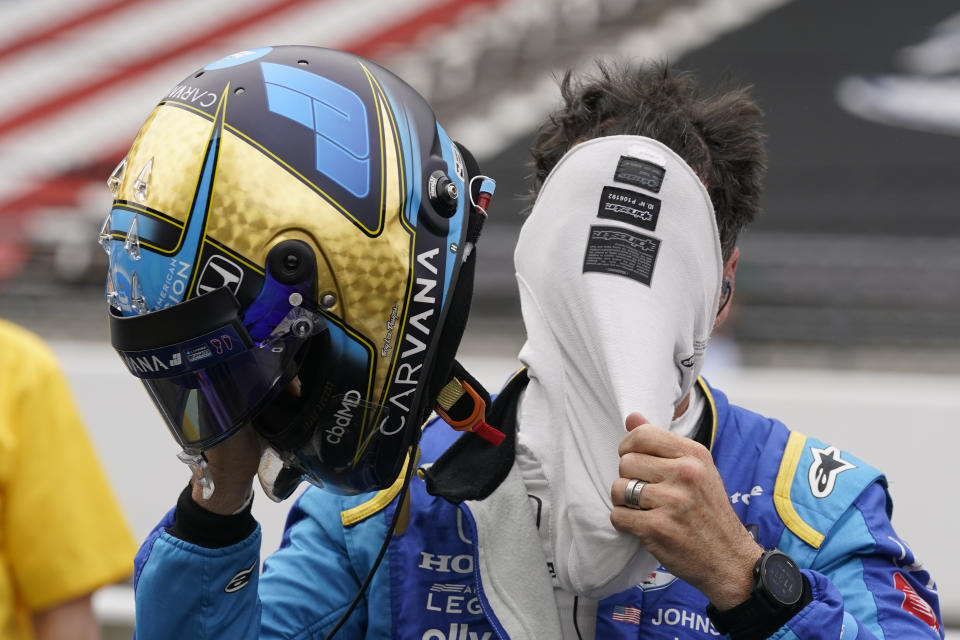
[133,374,944,639]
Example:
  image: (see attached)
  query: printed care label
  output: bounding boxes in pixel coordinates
[583,225,661,286]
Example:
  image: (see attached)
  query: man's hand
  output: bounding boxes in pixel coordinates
[191,425,262,515]
[610,413,762,610]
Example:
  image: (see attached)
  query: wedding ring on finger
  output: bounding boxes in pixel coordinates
[624,478,647,510]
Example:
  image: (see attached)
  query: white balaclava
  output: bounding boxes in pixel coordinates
[514,135,723,599]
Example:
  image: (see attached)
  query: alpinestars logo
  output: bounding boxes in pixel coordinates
[224,560,258,593]
[808,445,855,498]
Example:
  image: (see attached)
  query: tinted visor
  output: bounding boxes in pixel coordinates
[110,287,325,451]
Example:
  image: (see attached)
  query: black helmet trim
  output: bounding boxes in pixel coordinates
[110,286,246,354]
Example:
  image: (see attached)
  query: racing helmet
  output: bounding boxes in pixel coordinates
[103,46,492,497]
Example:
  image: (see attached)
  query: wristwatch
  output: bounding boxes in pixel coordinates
[707,548,805,635]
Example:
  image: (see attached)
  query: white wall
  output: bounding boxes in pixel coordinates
[51,342,959,626]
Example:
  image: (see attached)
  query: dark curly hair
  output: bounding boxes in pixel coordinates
[530,61,766,261]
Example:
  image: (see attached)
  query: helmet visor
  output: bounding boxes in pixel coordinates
[110,287,325,450]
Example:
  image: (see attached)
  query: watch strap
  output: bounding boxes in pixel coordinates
[706,551,811,639]
[707,594,771,635]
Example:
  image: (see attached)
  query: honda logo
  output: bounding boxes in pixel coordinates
[196,255,244,296]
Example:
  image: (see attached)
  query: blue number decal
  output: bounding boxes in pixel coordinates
[204,48,272,71]
[261,62,370,198]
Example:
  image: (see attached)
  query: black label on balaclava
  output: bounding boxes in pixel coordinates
[597,186,661,231]
[582,225,661,286]
[614,156,665,192]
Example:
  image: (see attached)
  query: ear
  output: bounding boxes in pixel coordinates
[714,245,740,330]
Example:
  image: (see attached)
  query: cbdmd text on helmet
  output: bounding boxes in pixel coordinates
[104,46,489,497]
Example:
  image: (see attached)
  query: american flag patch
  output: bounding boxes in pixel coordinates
[612,605,641,625]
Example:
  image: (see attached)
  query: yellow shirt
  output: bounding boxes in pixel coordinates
[0,319,136,639]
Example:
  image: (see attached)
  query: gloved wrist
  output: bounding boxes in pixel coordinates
[167,483,257,548]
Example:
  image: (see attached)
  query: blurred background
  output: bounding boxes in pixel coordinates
[0,0,958,637]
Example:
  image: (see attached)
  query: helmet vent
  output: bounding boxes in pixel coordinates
[123,216,141,260]
[105,271,120,310]
[130,272,148,314]
[297,59,309,66]
[133,158,154,203]
[107,157,126,195]
[234,87,246,95]
[98,213,112,255]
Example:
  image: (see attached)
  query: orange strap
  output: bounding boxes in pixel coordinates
[435,379,505,446]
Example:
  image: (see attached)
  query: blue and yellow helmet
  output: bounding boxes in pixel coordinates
[104,46,492,496]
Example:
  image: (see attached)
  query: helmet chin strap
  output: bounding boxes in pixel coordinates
[257,446,307,502]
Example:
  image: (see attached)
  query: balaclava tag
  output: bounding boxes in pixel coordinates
[514,135,723,599]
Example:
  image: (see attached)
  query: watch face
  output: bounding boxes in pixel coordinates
[761,553,803,606]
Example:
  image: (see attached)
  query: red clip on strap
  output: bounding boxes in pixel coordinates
[472,420,506,446]
[435,379,505,446]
